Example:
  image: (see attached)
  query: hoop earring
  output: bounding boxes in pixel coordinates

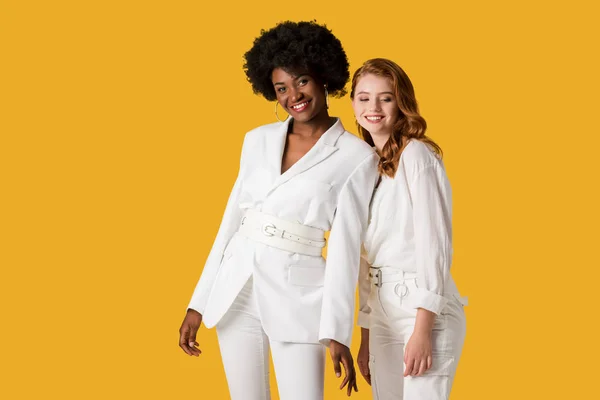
[325,86,329,109]
[275,101,287,122]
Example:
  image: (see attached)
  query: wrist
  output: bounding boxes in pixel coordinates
[360,327,370,344]
[187,308,202,318]
[412,325,432,337]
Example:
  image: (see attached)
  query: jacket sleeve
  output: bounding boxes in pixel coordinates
[357,252,372,329]
[318,152,379,348]
[406,164,453,315]
[187,133,251,315]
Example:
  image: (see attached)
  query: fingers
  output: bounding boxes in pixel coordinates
[179,323,201,357]
[188,330,201,356]
[416,359,428,376]
[339,357,350,390]
[347,370,358,397]
[405,356,433,377]
[339,352,358,396]
[365,372,371,386]
[404,357,417,377]
[357,359,370,384]
[189,341,201,357]
[357,344,371,386]
[330,350,342,378]
[188,330,197,347]
[331,343,359,395]
[178,325,193,356]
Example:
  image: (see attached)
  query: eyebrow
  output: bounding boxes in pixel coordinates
[273,74,310,86]
[356,91,394,95]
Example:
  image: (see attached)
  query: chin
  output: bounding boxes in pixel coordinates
[292,113,316,123]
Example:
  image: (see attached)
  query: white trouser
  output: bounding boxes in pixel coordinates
[216,277,325,400]
[368,268,466,400]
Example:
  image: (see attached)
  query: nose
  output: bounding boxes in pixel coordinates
[289,86,304,103]
[369,99,382,112]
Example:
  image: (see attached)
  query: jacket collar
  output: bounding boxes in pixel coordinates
[266,117,344,191]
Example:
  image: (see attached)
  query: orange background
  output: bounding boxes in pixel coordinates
[1,0,599,398]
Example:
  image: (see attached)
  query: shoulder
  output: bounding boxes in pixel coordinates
[244,121,282,140]
[338,130,377,159]
[400,140,442,172]
[241,121,286,150]
[336,131,379,181]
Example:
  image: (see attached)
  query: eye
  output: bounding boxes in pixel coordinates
[359,98,369,102]
[382,97,393,102]
[298,78,309,86]
[277,87,286,93]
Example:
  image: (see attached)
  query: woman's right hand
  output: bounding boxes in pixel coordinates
[178,309,203,356]
[357,328,371,385]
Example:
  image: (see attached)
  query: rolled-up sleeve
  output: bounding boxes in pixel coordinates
[406,164,453,315]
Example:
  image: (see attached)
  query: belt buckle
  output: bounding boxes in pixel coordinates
[370,269,382,288]
[262,223,275,236]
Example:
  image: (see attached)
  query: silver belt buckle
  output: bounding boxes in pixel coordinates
[369,269,382,288]
[262,222,275,236]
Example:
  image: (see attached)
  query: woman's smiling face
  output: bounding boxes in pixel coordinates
[352,73,399,137]
[272,68,328,123]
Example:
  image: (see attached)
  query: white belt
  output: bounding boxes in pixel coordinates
[369,266,468,305]
[369,266,416,288]
[237,209,325,257]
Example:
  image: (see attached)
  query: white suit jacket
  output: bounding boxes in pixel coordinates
[188,118,379,348]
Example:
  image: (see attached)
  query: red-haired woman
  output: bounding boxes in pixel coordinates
[351,58,468,400]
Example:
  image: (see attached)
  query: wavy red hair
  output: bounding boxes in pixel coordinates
[350,58,442,178]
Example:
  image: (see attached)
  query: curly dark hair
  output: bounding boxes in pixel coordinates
[243,21,350,101]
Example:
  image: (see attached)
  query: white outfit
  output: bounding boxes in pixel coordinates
[217,277,325,400]
[358,140,467,400]
[187,118,379,399]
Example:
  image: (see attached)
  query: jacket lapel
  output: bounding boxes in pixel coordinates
[264,117,291,177]
[269,118,345,191]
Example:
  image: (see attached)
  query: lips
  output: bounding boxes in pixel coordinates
[289,100,311,113]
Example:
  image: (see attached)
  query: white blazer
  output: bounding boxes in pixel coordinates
[188,118,379,348]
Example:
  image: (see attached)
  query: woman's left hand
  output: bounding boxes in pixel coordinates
[403,330,433,377]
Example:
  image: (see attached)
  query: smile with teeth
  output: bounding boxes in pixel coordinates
[290,100,310,112]
[365,116,384,122]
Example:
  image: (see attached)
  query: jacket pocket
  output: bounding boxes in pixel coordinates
[288,265,325,287]
[219,234,238,266]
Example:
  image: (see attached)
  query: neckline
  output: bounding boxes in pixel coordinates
[278,117,342,176]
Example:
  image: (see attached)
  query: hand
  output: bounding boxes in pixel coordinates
[357,341,371,385]
[329,340,359,396]
[178,309,203,357]
[357,328,371,385]
[403,330,432,377]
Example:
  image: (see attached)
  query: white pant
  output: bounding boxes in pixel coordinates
[368,269,466,400]
[216,277,325,400]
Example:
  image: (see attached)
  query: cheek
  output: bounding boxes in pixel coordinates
[277,94,289,107]
[387,106,400,121]
[353,107,369,129]
[310,88,323,103]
